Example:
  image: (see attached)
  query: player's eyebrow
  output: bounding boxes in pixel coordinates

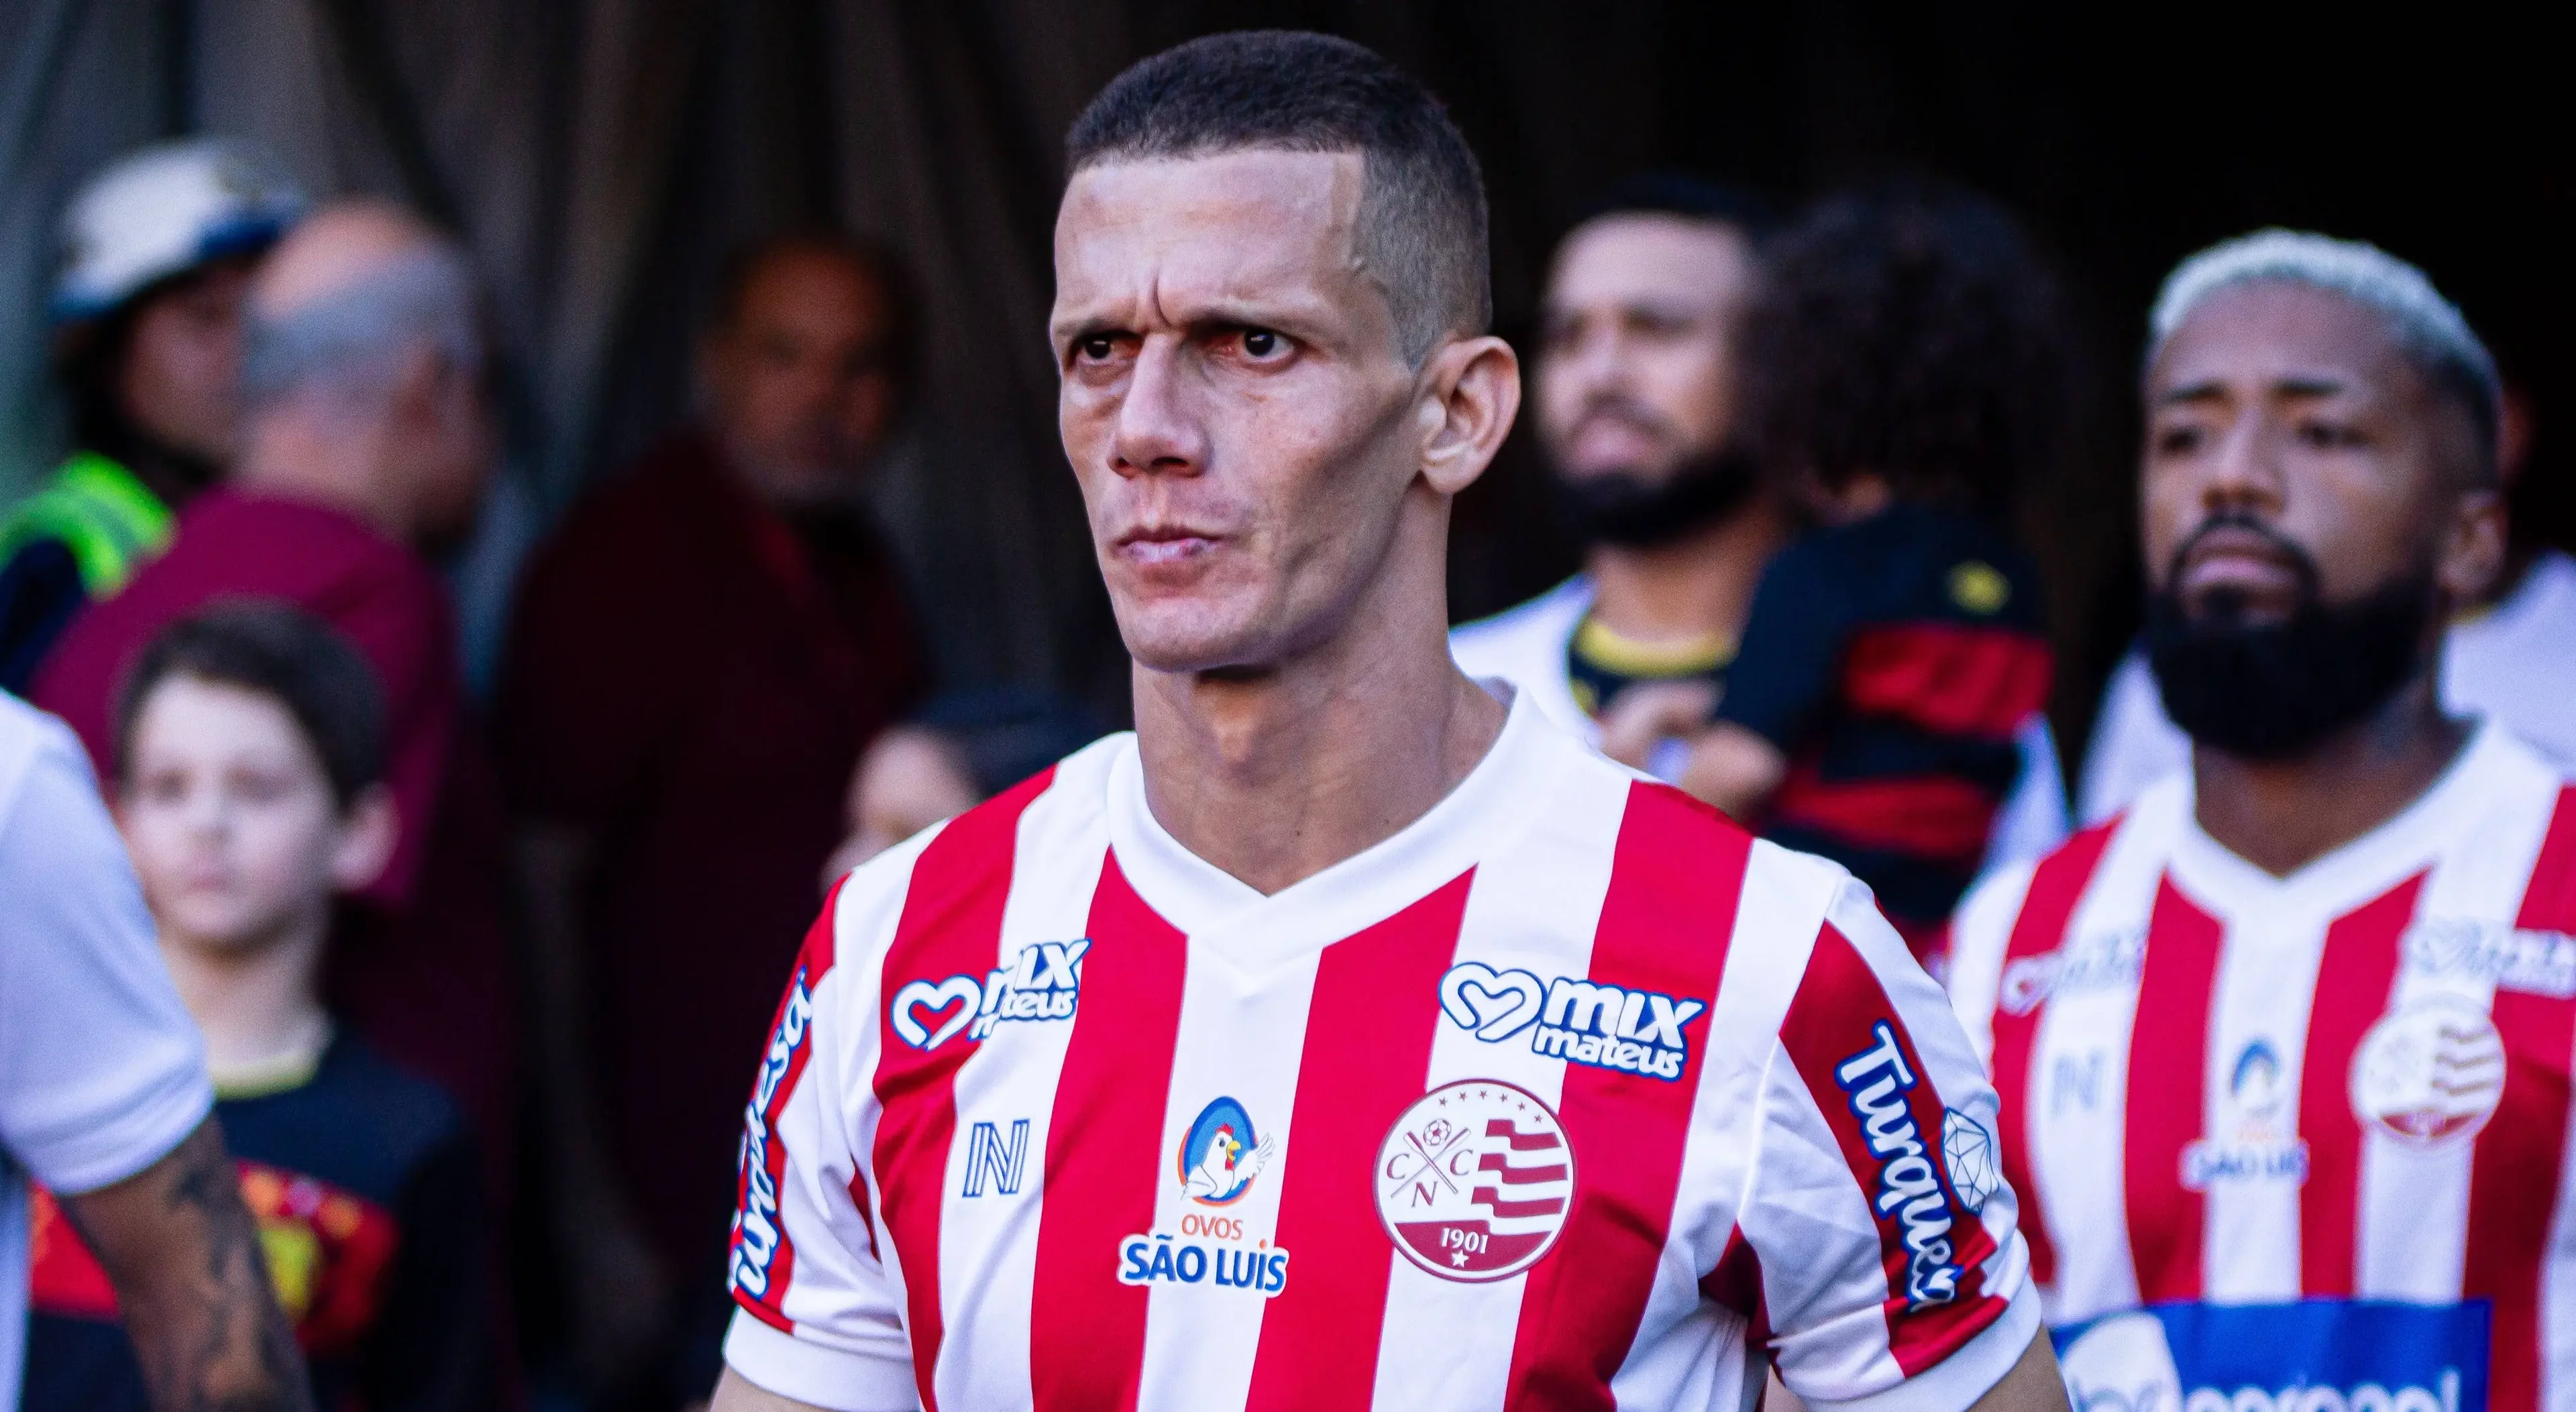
[1051,312,1132,343]
[2268,374,2349,400]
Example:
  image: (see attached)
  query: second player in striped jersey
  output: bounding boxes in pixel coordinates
[1949,233,2573,1411]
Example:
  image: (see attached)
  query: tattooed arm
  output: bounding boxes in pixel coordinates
[58,1116,314,1412]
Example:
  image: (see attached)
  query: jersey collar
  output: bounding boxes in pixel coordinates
[2165,718,2515,916]
[1104,684,1572,973]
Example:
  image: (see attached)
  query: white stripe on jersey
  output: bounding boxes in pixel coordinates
[1366,739,1621,1412]
[931,740,1118,1412]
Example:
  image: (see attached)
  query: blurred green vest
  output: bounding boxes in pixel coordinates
[0,451,176,595]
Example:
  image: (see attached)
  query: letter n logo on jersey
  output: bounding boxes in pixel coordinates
[961,1120,1030,1197]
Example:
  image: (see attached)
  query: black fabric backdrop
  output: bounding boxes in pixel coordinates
[4,0,2565,751]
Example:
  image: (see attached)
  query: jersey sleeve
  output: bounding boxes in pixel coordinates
[0,706,213,1194]
[722,842,937,1412]
[1739,875,2039,1412]
[1713,535,1855,750]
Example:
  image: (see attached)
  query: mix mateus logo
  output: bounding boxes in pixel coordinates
[890,939,1088,1050]
[1437,961,1705,1081]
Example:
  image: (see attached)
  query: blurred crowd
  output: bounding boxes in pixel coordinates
[0,109,2566,1412]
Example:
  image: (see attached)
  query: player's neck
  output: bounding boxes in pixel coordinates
[160,908,333,1080]
[1133,582,1507,898]
[1583,493,1789,645]
[2190,674,2471,878]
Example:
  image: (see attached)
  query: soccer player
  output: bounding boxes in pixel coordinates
[712,32,2063,1412]
[1947,232,2573,1410]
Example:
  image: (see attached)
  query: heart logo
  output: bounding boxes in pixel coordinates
[891,975,983,1050]
[1438,963,1546,1042]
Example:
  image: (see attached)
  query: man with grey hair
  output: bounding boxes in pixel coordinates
[2080,230,2576,817]
[1947,229,2576,1411]
[31,202,517,1207]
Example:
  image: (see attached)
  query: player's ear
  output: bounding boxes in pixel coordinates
[2435,484,2505,610]
[1415,334,1520,498]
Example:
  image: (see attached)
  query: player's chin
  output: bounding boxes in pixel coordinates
[1114,604,1281,677]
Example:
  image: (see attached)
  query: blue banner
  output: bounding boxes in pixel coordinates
[2052,1299,2489,1412]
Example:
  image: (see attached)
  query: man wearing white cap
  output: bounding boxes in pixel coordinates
[0,138,305,692]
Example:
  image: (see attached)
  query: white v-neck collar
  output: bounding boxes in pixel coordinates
[2165,720,2508,916]
[1103,688,1574,972]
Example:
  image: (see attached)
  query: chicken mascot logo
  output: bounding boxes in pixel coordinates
[1178,1096,1277,1207]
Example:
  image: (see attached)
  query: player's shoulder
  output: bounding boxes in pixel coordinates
[0,690,83,819]
[1450,576,1591,670]
[819,730,1129,979]
[1589,766,1861,952]
[2477,717,2575,793]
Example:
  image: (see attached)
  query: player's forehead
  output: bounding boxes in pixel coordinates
[2147,280,2416,412]
[1051,149,1371,335]
[1544,213,1752,317]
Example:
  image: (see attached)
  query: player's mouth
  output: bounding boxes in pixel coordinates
[1115,525,1224,569]
[2173,519,2315,612]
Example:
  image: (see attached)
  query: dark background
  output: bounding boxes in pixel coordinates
[3,0,2563,761]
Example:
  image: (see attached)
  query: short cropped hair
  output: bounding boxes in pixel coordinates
[115,602,387,810]
[239,241,483,412]
[706,231,922,411]
[1570,170,1778,239]
[1741,183,2067,512]
[2148,229,2501,484]
[1065,30,1489,365]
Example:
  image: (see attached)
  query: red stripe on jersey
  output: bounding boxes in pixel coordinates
[1028,853,1189,1412]
[731,877,849,1333]
[2124,875,2224,1303]
[2296,871,2422,1296]
[1244,871,1474,1412]
[1841,623,2054,740]
[1781,921,2009,1376]
[1988,820,2118,1288]
[1772,769,2003,861]
[869,769,1054,1411]
[1504,784,1750,1410]
[2469,785,2576,1412]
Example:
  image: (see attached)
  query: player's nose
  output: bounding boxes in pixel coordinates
[2198,413,2287,517]
[1108,335,1208,479]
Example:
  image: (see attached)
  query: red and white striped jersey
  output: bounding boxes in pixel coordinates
[722,696,2039,1412]
[1948,722,2576,1412]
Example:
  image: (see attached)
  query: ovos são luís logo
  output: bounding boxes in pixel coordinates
[1437,961,1705,1081]
[890,939,1088,1050]
[1117,1097,1291,1297]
